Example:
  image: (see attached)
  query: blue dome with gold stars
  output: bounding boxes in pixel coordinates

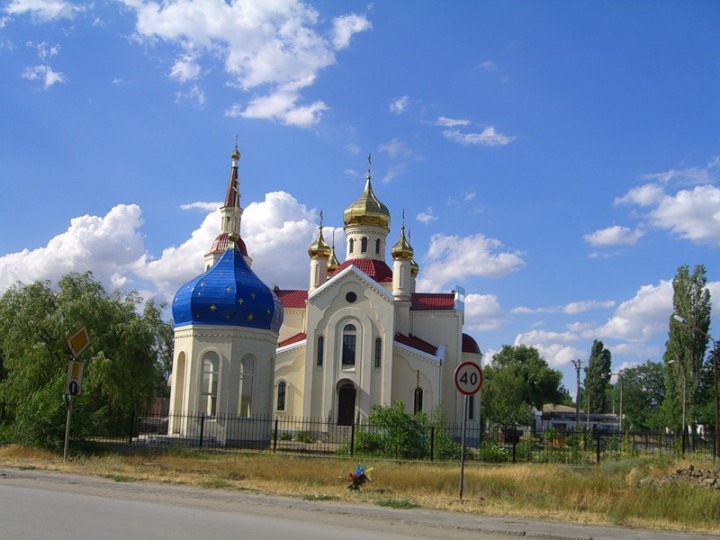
[172,243,283,333]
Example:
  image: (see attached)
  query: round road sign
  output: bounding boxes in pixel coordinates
[454,361,483,395]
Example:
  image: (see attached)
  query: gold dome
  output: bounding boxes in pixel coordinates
[391,221,414,260]
[343,155,391,229]
[328,244,340,273]
[308,211,331,258]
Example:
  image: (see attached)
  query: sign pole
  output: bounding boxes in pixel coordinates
[458,395,468,500]
[63,395,72,462]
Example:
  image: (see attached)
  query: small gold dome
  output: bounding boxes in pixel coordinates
[343,155,390,229]
[328,244,340,273]
[410,258,419,276]
[391,224,414,260]
[308,212,331,258]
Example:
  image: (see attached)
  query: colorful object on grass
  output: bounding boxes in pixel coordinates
[348,464,373,490]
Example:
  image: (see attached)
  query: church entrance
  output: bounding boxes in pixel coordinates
[337,382,356,426]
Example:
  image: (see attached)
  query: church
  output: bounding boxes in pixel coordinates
[167,145,482,445]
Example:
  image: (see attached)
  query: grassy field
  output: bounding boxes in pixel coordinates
[1,444,719,535]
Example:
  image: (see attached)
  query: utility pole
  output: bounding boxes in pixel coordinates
[571,359,582,429]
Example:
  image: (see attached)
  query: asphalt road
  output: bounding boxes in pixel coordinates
[0,468,716,540]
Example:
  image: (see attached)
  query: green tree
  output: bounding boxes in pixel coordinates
[356,401,428,459]
[611,361,666,431]
[0,272,172,450]
[663,264,712,432]
[482,345,565,426]
[583,340,612,413]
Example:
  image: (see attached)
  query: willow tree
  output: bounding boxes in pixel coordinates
[0,272,172,450]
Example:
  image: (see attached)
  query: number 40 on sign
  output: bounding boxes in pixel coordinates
[454,361,483,395]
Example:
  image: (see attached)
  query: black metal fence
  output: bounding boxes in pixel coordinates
[42,410,717,463]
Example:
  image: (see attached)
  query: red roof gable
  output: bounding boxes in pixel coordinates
[394,333,438,356]
[411,293,454,310]
[279,332,306,347]
[275,289,308,308]
[462,333,481,355]
[335,259,393,283]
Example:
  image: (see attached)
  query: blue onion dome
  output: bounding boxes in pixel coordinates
[173,239,283,333]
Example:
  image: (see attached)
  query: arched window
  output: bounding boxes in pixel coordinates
[342,324,357,366]
[375,239,381,254]
[317,336,324,367]
[361,237,368,253]
[277,381,286,412]
[414,387,423,414]
[238,356,254,417]
[201,352,219,416]
[374,337,382,369]
[349,238,354,254]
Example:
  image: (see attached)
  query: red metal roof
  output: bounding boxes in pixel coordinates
[335,259,393,283]
[275,289,308,308]
[206,232,248,257]
[462,333,481,355]
[411,293,454,310]
[279,332,306,347]
[394,332,438,356]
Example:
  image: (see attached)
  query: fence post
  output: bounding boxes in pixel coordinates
[350,421,355,456]
[128,410,135,444]
[199,415,205,449]
[273,417,279,452]
[595,430,601,464]
[512,425,517,464]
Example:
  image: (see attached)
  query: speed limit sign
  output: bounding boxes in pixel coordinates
[454,361,483,395]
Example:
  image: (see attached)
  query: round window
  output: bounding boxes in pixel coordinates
[346,292,357,303]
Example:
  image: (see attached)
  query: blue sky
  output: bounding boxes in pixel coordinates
[1,0,719,395]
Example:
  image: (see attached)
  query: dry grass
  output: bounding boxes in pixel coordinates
[1,444,719,535]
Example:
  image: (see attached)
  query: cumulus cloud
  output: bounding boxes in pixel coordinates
[464,293,507,331]
[5,0,84,21]
[591,281,673,342]
[22,64,65,88]
[120,0,371,127]
[443,126,515,147]
[513,330,582,368]
[435,116,469,128]
[417,233,525,291]
[614,157,720,247]
[175,84,206,107]
[0,204,146,293]
[583,225,644,247]
[416,208,436,224]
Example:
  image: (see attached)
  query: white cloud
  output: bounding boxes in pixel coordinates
[591,281,673,342]
[389,95,409,114]
[512,300,615,315]
[175,84,206,107]
[22,64,65,88]
[615,183,665,207]
[443,126,515,147]
[5,0,84,21]
[583,225,644,247]
[416,208,436,224]
[417,233,525,291]
[648,185,720,247]
[513,330,582,368]
[613,157,720,247]
[0,204,146,293]
[464,293,507,331]
[478,60,497,71]
[121,0,370,127]
[170,54,201,82]
[435,116,469,128]
[332,13,371,50]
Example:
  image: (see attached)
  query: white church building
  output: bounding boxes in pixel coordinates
[168,145,482,445]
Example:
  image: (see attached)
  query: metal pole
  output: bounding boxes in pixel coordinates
[712,343,719,460]
[63,395,72,462]
[458,395,468,500]
[572,359,581,428]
